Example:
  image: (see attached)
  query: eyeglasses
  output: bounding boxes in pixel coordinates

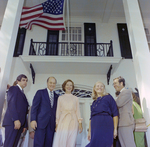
[112,82,118,86]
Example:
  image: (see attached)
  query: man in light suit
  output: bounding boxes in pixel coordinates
[2,74,29,147]
[113,76,136,147]
[31,77,59,147]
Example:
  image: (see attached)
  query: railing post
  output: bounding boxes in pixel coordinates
[110,40,114,56]
[29,39,33,55]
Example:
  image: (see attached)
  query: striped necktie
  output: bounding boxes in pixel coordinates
[49,91,54,108]
[22,89,24,94]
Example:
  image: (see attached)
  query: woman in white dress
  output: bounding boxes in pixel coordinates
[53,79,83,147]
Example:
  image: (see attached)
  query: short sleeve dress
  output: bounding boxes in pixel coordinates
[86,94,118,147]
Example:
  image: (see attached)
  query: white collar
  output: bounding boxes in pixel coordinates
[47,88,53,93]
[120,87,125,93]
[17,84,23,91]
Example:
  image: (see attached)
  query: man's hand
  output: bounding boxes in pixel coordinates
[29,131,35,139]
[22,128,26,133]
[30,121,37,130]
[55,124,58,132]
[14,120,21,129]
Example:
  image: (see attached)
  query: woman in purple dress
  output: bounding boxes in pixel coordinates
[86,81,118,147]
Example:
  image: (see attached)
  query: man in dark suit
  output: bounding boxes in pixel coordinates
[2,74,29,147]
[31,77,59,147]
[113,76,136,147]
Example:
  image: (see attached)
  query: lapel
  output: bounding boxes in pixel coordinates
[16,86,28,103]
[117,88,126,101]
[53,92,57,108]
[43,88,51,106]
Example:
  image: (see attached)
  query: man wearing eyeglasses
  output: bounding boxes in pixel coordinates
[30,77,59,147]
[113,76,136,147]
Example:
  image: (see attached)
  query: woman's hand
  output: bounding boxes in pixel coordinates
[79,123,83,133]
[113,129,117,139]
[87,130,91,141]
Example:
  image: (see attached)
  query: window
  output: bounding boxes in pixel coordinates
[62,27,82,42]
[60,27,83,56]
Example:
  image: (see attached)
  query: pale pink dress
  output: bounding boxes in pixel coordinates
[53,94,82,147]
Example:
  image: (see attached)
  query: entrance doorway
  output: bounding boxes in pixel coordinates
[76,98,93,147]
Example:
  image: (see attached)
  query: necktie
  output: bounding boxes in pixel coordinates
[22,89,24,94]
[49,91,53,108]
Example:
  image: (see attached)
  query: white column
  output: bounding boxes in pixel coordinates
[0,0,24,118]
[123,0,150,145]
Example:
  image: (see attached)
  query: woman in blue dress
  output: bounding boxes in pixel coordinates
[86,81,119,147]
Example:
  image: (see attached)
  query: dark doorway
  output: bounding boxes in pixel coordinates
[84,23,97,56]
[117,23,132,59]
[46,30,59,55]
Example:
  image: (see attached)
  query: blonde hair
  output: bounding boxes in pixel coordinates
[92,81,108,100]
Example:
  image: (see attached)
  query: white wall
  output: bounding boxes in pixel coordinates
[23,26,47,55]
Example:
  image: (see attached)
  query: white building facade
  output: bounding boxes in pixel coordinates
[0,0,150,146]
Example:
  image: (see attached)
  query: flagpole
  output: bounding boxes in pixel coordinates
[67,0,70,55]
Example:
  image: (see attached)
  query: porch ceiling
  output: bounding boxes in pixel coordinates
[0,0,150,26]
[20,56,122,75]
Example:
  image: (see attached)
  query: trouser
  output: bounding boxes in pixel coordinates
[34,122,54,147]
[0,129,3,146]
[4,125,23,147]
[118,125,136,147]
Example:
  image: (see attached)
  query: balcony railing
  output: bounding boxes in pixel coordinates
[29,39,113,57]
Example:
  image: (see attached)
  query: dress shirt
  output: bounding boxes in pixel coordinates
[17,84,23,92]
[120,87,125,93]
[47,88,54,107]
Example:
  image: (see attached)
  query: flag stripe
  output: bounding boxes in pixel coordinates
[20,13,43,22]
[21,7,43,15]
[26,13,65,30]
[22,4,42,11]
[28,22,65,30]
[38,13,64,20]
[20,4,43,27]
[29,19,64,26]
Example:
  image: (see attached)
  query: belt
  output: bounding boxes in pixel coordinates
[92,112,110,117]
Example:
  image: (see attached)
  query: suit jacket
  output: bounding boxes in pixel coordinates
[31,88,59,131]
[2,86,29,127]
[116,88,134,127]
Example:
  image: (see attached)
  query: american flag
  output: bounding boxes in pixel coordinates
[19,0,66,30]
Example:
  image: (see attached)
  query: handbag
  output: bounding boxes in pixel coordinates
[134,118,148,132]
